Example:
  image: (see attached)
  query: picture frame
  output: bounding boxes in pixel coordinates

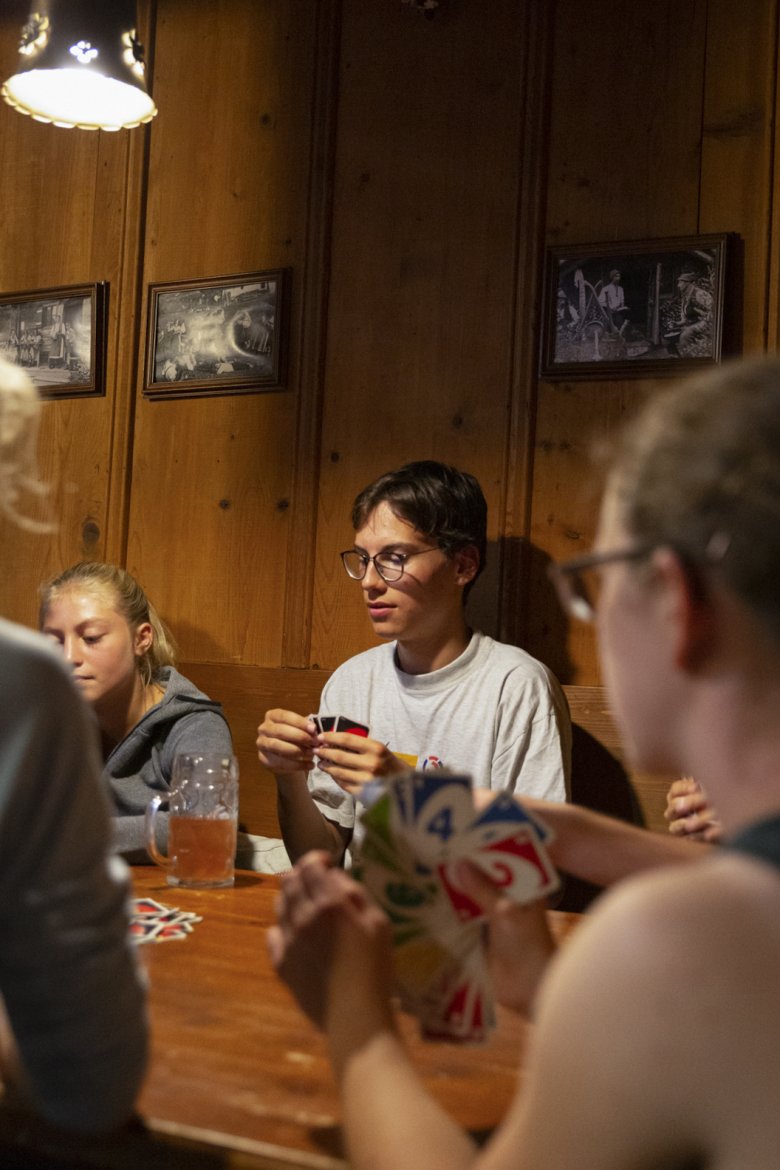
[0,282,107,398]
[143,269,289,399]
[539,234,734,379]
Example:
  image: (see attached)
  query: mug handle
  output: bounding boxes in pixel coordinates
[145,795,170,869]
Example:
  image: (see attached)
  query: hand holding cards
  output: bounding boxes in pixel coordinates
[352,771,559,1043]
[311,714,404,796]
[312,714,370,737]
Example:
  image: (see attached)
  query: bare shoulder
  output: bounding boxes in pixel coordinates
[544,852,780,1021]
[508,854,780,1168]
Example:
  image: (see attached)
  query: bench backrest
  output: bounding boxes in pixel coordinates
[182,666,676,840]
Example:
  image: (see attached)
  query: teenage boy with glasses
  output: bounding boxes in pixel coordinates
[257,461,570,865]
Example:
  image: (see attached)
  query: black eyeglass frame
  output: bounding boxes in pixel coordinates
[547,544,655,622]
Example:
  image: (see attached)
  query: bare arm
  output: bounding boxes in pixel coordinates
[270,856,700,1170]
[268,855,479,1170]
[514,797,710,888]
[257,709,348,863]
[477,876,706,1170]
[276,770,349,863]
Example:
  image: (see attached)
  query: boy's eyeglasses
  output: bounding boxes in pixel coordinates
[547,546,654,623]
[340,547,440,583]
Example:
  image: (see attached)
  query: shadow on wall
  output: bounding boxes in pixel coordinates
[169,536,575,687]
[467,536,575,684]
[167,620,231,666]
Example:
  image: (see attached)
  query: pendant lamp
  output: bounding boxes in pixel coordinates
[1,1,157,131]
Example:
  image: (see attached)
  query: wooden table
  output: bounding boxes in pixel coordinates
[0,869,582,1169]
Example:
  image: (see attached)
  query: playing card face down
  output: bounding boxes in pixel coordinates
[354,771,559,1043]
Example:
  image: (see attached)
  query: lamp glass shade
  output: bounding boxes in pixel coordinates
[1,2,157,131]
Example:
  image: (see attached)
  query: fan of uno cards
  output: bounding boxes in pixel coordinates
[353,772,559,1043]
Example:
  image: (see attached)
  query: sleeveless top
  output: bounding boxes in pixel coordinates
[726,813,780,870]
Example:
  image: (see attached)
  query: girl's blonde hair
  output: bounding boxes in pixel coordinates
[39,562,177,686]
[0,356,52,532]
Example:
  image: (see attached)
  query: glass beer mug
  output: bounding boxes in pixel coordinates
[145,753,239,888]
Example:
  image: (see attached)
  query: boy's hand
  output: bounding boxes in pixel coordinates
[315,731,406,794]
[257,709,318,774]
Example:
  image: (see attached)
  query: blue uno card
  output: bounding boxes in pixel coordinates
[407,773,474,866]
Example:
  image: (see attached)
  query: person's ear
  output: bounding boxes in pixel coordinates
[652,548,714,673]
[134,621,154,659]
[453,544,480,588]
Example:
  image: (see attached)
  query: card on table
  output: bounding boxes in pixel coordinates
[129,897,203,944]
[353,771,559,1043]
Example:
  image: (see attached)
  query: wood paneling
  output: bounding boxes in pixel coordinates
[181,662,675,842]
[2,0,780,834]
[699,0,778,352]
[526,0,780,683]
[0,6,149,623]
[565,685,675,833]
[182,662,331,838]
[126,0,325,668]
[310,0,542,669]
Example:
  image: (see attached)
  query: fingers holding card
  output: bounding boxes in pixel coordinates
[314,714,405,792]
[353,771,559,1043]
[313,713,369,737]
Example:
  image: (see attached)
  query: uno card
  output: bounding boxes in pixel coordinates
[406,772,474,866]
[439,792,559,916]
[464,789,554,844]
[315,713,370,737]
[353,770,560,1044]
[334,714,370,736]
[132,897,169,916]
[354,857,439,935]
[360,794,413,873]
[467,827,559,898]
[129,898,203,945]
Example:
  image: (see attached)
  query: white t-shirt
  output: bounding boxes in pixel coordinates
[0,619,147,1131]
[308,631,571,848]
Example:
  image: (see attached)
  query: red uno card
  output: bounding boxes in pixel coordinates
[334,715,369,737]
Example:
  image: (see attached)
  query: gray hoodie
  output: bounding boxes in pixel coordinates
[106,666,232,863]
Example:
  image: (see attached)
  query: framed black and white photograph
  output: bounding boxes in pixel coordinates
[144,270,289,399]
[0,283,107,398]
[540,235,733,379]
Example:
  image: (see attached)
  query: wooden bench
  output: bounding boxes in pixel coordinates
[563,685,675,834]
[182,666,676,841]
[182,663,331,840]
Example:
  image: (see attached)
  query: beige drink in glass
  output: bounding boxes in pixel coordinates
[146,753,239,888]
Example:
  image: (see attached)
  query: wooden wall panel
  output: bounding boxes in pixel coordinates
[0,7,148,626]
[526,0,779,684]
[699,0,778,353]
[2,0,780,838]
[543,1,707,245]
[126,0,324,667]
[310,0,540,670]
[182,662,332,838]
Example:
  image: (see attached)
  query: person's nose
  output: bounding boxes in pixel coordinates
[61,636,83,666]
[361,560,386,593]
